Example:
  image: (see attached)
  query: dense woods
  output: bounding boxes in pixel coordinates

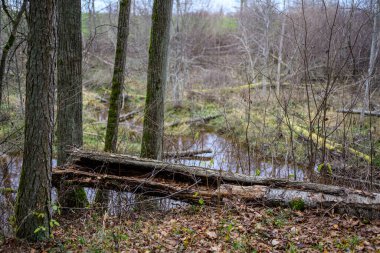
[0,0,380,251]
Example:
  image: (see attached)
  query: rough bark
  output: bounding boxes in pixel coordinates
[0,0,26,107]
[95,0,132,206]
[56,0,88,208]
[14,0,55,241]
[141,0,174,160]
[53,155,380,219]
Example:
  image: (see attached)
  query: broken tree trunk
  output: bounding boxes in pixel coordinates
[166,114,222,128]
[337,109,380,117]
[52,149,380,219]
[164,148,212,158]
[119,110,140,122]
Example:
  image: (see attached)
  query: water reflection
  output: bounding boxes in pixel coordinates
[165,133,305,180]
[1,133,305,235]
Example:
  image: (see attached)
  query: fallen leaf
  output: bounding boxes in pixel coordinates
[271,239,280,246]
[206,231,218,239]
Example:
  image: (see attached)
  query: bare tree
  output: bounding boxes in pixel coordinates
[0,0,26,107]
[95,0,132,205]
[363,0,380,113]
[56,0,88,208]
[141,0,174,159]
[276,0,286,95]
[14,0,55,241]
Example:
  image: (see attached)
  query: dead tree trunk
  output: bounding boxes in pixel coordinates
[337,108,380,117]
[164,148,212,158]
[166,114,222,127]
[53,150,380,219]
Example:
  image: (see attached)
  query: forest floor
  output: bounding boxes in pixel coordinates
[1,204,380,252]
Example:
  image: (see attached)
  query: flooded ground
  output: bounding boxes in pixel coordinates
[165,133,305,180]
[0,132,306,236]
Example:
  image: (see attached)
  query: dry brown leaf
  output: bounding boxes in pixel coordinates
[206,231,218,239]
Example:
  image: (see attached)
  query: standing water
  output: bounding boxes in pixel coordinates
[164,133,305,180]
[1,133,306,233]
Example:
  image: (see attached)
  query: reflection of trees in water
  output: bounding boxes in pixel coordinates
[1,156,18,236]
[164,133,304,179]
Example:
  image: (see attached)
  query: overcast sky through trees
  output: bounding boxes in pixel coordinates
[94,0,238,12]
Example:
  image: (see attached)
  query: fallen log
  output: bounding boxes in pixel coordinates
[95,95,109,104]
[166,114,222,128]
[290,122,371,163]
[190,83,290,94]
[53,164,380,219]
[66,149,351,194]
[119,110,140,122]
[337,108,380,117]
[164,149,213,158]
[191,83,260,93]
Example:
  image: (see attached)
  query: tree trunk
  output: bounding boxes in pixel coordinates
[172,0,184,108]
[363,0,380,113]
[95,0,132,205]
[56,0,87,208]
[14,0,55,241]
[262,0,271,96]
[52,150,380,219]
[337,108,380,117]
[141,0,174,160]
[104,0,132,153]
[0,0,26,107]
[276,0,286,96]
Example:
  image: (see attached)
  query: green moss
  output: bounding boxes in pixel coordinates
[289,198,305,211]
[59,186,88,209]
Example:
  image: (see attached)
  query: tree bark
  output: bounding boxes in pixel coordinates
[104,0,132,152]
[141,0,174,160]
[95,0,132,205]
[0,0,26,107]
[53,152,380,219]
[14,0,55,241]
[56,0,88,208]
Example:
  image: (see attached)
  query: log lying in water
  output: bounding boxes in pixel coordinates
[166,114,222,128]
[164,149,212,158]
[337,108,380,117]
[52,149,380,219]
